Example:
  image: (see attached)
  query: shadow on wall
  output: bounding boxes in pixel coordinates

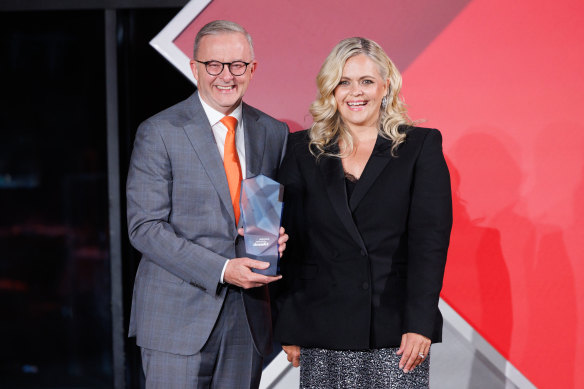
[485,125,578,388]
[442,134,512,389]
[443,131,514,358]
[443,127,580,388]
[515,123,581,388]
[572,148,584,389]
[452,131,521,355]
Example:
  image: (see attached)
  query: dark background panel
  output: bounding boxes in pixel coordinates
[0,10,112,388]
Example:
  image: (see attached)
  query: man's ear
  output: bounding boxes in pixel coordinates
[248,60,258,79]
[190,60,200,82]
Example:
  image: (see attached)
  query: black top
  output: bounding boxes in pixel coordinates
[344,172,358,201]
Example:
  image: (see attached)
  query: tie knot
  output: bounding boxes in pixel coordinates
[220,116,238,133]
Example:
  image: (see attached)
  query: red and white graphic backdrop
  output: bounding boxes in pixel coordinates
[154,1,584,387]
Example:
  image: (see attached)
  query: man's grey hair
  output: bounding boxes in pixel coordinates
[193,20,254,59]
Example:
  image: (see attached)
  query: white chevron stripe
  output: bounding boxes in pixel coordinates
[437,299,536,389]
[149,0,210,85]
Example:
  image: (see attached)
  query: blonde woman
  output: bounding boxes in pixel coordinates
[274,37,452,388]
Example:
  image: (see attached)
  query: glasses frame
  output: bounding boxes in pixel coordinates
[194,60,252,76]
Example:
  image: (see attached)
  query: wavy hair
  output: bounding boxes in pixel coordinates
[309,37,412,158]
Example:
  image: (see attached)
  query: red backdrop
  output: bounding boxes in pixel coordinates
[173,1,584,387]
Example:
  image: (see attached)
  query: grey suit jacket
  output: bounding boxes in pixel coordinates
[127,93,289,356]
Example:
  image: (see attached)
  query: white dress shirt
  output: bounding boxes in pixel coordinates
[198,94,247,179]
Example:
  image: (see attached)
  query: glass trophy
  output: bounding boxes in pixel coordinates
[240,174,283,276]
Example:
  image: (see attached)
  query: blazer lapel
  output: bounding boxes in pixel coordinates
[242,103,265,178]
[319,151,367,251]
[349,135,393,212]
[182,94,235,227]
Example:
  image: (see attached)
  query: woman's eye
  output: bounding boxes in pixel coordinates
[362,79,374,85]
[338,80,349,86]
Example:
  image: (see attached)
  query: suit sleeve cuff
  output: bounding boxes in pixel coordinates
[220,259,229,284]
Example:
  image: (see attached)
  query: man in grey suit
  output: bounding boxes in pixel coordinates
[126,20,289,388]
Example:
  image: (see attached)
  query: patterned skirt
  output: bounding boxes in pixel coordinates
[300,347,430,389]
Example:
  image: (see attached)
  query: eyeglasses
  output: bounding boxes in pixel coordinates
[194,60,251,76]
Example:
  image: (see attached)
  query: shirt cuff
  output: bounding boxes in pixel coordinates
[220,259,229,284]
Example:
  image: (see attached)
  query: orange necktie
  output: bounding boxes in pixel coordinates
[221,116,242,225]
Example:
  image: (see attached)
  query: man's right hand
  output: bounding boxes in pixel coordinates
[224,257,282,289]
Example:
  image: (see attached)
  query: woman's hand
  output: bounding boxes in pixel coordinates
[396,332,431,373]
[238,227,288,256]
[282,345,301,367]
[277,227,288,256]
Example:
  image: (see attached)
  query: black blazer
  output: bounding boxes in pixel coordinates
[273,126,452,350]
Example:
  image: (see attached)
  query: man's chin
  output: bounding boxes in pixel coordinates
[216,97,242,111]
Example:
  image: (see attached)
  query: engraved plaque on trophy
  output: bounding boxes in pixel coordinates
[240,174,284,276]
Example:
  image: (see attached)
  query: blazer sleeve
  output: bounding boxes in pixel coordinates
[126,119,227,294]
[404,129,453,338]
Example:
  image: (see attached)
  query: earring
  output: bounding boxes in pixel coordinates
[381,96,388,109]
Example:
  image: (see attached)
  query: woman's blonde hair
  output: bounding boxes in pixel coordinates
[309,37,412,158]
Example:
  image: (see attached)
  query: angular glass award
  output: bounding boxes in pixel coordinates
[240,174,283,276]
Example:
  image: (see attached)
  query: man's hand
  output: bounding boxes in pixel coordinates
[396,332,431,373]
[282,345,301,367]
[225,227,288,288]
[224,257,282,289]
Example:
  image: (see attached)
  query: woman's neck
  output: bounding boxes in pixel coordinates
[346,125,378,146]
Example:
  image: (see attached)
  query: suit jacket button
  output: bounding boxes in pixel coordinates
[362,282,369,290]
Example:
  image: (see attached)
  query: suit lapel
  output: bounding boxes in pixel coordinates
[319,150,366,251]
[182,94,235,227]
[242,103,264,178]
[349,135,393,212]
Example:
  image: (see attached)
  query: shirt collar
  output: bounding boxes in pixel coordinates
[197,92,243,127]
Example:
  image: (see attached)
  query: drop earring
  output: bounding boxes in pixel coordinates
[381,96,388,109]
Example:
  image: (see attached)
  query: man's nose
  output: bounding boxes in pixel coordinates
[218,64,234,80]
